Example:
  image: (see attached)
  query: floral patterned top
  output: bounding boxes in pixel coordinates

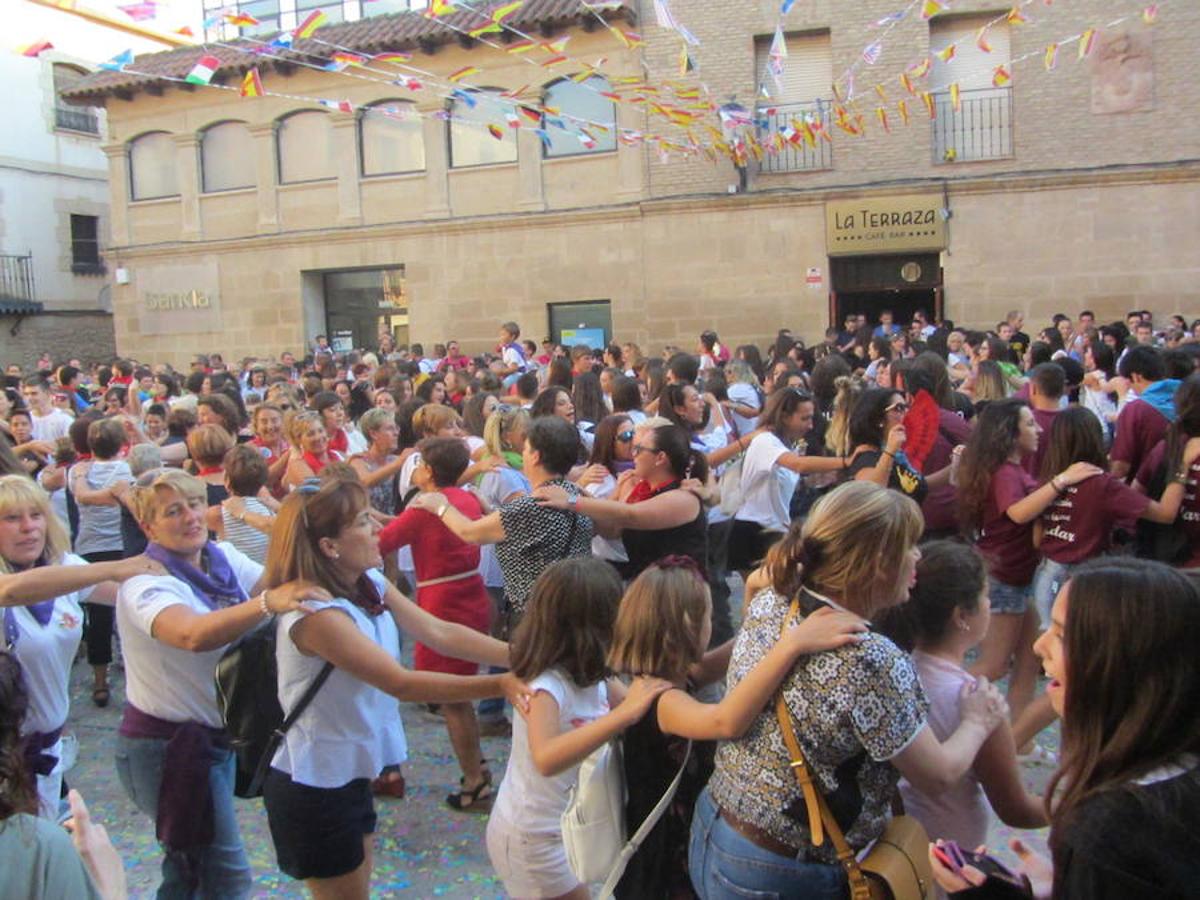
[707,587,928,863]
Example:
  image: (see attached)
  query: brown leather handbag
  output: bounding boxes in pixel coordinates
[775,598,933,900]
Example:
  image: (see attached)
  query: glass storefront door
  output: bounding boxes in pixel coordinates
[323,266,408,353]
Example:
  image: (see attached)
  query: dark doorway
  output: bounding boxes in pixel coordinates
[830,253,942,332]
[548,300,612,349]
[323,267,408,353]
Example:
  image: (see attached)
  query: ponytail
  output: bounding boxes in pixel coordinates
[761,520,821,599]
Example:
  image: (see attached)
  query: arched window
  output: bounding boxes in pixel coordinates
[542,76,616,158]
[52,64,99,134]
[449,88,516,169]
[360,100,425,177]
[128,131,178,200]
[277,110,334,183]
[200,121,254,192]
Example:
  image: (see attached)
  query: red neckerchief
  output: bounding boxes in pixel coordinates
[110,375,133,386]
[75,452,93,462]
[327,428,349,455]
[626,478,681,504]
[196,465,223,476]
[303,451,328,474]
[352,573,386,617]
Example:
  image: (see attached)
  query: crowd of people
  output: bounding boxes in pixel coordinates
[1,307,1199,900]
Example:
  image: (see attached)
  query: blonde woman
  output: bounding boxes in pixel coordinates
[722,361,764,438]
[691,482,1008,897]
[0,475,161,817]
[283,411,342,491]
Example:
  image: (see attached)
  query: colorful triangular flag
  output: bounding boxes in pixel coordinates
[17,41,54,57]
[99,49,134,71]
[949,82,960,112]
[294,9,327,39]
[992,64,1011,87]
[935,43,956,63]
[185,54,221,85]
[1078,28,1096,59]
[976,27,992,53]
[1044,42,1059,71]
[239,67,263,97]
[1142,5,1159,24]
[448,65,480,82]
[224,12,258,26]
[920,0,944,20]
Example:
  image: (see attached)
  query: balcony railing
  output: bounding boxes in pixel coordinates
[0,254,36,302]
[932,87,1012,164]
[55,105,100,135]
[755,101,834,173]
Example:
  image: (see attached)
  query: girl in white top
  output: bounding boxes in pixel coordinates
[729,388,853,574]
[261,476,526,899]
[883,540,1045,897]
[0,475,161,818]
[487,557,671,900]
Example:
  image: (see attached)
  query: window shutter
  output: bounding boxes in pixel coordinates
[930,16,1010,91]
[755,31,832,104]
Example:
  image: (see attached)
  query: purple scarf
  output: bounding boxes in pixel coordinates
[144,542,247,610]
[2,557,54,648]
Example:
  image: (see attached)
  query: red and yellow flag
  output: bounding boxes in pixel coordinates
[949,83,960,112]
[240,68,263,98]
[1078,28,1096,59]
[294,9,326,39]
[992,65,1011,87]
[448,65,480,82]
[921,91,935,119]
[1044,42,1059,71]
[935,43,956,63]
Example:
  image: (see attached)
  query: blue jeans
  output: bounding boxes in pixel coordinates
[115,733,252,899]
[1032,558,1073,625]
[688,787,847,899]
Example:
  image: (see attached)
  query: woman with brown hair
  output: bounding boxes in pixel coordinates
[932,558,1200,897]
[690,481,1008,898]
[261,477,525,898]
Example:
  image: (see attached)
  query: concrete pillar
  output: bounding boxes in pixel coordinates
[247,122,279,234]
[330,112,363,226]
[173,133,202,240]
[101,143,130,247]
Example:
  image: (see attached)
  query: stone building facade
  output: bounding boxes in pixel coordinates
[66,0,1200,367]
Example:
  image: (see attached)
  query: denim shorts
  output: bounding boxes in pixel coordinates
[987,577,1034,615]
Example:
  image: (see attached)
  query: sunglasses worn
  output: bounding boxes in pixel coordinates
[616,430,635,442]
[886,401,909,414]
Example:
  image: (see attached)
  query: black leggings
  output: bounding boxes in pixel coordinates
[82,550,122,667]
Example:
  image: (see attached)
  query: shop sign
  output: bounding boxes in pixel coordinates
[825,195,946,256]
[134,261,222,335]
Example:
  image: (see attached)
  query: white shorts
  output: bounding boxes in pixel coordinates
[486,810,580,899]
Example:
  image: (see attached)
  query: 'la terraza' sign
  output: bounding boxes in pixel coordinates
[825,195,946,256]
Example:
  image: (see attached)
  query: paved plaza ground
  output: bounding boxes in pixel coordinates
[62,641,1055,899]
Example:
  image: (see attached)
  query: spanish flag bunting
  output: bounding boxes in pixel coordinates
[920,0,944,20]
[802,119,818,148]
[175,26,193,36]
[908,57,931,79]
[935,43,956,63]
[949,82,960,112]
[1142,4,1158,24]
[542,104,559,115]
[506,39,537,53]
[373,52,413,64]
[854,113,867,136]
[332,51,367,66]
[425,0,456,16]
[224,11,258,26]
[240,67,263,98]
[185,54,221,85]
[518,105,541,123]
[541,36,570,53]
[293,9,326,39]
[610,27,643,49]
[500,84,529,99]
[17,40,54,57]
[874,83,887,101]
[976,27,992,52]
[541,54,567,67]
[921,90,935,118]
[899,72,915,94]
[600,91,621,102]
[1044,42,1059,70]
[875,107,890,133]
[897,98,910,125]
[992,64,1011,87]
[448,65,480,82]
[678,44,694,77]
[1006,7,1028,24]
[487,123,504,140]
[1078,28,1095,59]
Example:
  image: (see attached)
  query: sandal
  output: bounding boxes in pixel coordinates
[371,771,407,799]
[446,772,493,812]
[92,687,110,708]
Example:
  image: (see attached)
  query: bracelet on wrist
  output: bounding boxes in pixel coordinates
[258,590,271,617]
[1051,477,1064,493]
[882,449,895,460]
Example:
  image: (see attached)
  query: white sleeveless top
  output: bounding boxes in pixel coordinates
[271,568,408,787]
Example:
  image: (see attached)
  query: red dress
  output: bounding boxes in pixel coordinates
[377,487,490,675]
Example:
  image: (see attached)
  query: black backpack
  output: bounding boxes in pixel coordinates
[1134,459,1190,565]
[215,620,333,798]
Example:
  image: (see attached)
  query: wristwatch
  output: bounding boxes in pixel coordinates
[567,493,579,509]
[437,501,451,518]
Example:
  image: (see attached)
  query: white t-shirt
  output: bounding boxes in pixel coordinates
[72,459,132,556]
[735,431,798,533]
[116,542,263,727]
[726,382,762,438]
[30,408,72,444]
[501,345,527,373]
[272,569,407,787]
[492,668,610,834]
[9,555,88,736]
[584,472,628,562]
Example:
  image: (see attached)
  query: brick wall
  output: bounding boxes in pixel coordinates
[1,310,116,370]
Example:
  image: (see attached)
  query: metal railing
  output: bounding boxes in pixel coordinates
[932,87,1012,164]
[755,101,834,173]
[55,105,100,135]
[0,254,35,302]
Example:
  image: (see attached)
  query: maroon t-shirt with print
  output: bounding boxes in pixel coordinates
[978,462,1040,586]
[1111,399,1170,481]
[1138,442,1200,568]
[922,409,972,532]
[1039,473,1149,564]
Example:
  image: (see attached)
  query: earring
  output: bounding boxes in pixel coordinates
[957,620,971,633]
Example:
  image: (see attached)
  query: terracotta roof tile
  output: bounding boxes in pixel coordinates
[63,0,634,104]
